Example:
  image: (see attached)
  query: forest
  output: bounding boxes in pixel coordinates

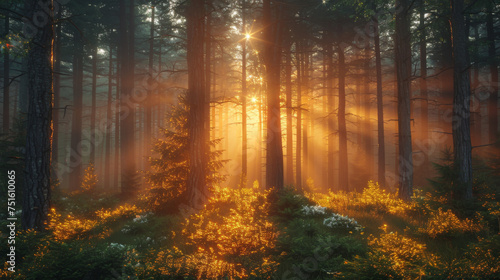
[0,0,500,279]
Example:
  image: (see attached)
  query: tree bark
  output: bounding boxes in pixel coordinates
[145,5,154,173]
[296,43,302,188]
[487,3,498,143]
[241,0,247,185]
[22,0,53,230]
[119,0,137,198]
[338,45,348,191]
[90,47,98,163]
[52,9,62,170]
[326,37,335,189]
[69,30,84,191]
[285,40,293,185]
[105,46,114,189]
[374,14,386,187]
[419,0,429,143]
[3,13,9,133]
[186,0,208,207]
[450,0,473,200]
[263,0,284,190]
[395,0,413,200]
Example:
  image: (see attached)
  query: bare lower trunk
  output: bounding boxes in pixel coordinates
[451,0,473,200]
[338,45,348,191]
[395,0,413,200]
[374,14,386,187]
[186,0,208,208]
[22,0,53,230]
[263,0,284,190]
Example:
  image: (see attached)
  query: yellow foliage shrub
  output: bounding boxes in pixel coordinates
[421,208,482,238]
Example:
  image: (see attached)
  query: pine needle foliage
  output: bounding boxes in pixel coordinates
[144,96,227,214]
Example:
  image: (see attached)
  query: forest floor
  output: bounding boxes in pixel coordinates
[1,179,499,279]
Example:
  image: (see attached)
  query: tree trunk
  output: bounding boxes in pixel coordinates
[52,10,62,170]
[487,3,498,143]
[395,0,413,200]
[338,45,348,191]
[144,5,154,172]
[3,14,9,133]
[450,0,473,200]
[105,46,114,189]
[114,62,120,191]
[263,0,284,190]
[374,14,386,187]
[363,44,372,178]
[326,38,335,189]
[241,0,247,185]
[186,0,208,208]
[90,47,98,164]
[285,40,293,185]
[22,0,53,230]
[119,0,137,198]
[419,0,429,144]
[69,30,84,191]
[296,44,302,188]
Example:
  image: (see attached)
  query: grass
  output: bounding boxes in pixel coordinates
[1,180,499,279]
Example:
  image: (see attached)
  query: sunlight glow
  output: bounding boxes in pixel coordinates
[245,33,251,40]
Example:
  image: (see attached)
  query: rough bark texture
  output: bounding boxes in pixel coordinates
[22,0,53,231]
[119,0,137,198]
[374,14,386,187]
[451,0,473,200]
[338,45,348,191]
[395,0,413,200]
[186,0,208,208]
[263,0,284,190]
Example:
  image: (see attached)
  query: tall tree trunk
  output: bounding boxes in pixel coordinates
[241,0,248,185]
[395,0,413,200]
[487,3,498,143]
[145,5,154,171]
[296,44,302,188]
[90,47,98,163]
[186,0,208,208]
[374,14,386,187]
[363,44,372,178]
[205,0,212,156]
[3,13,9,133]
[338,45,348,191]
[263,0,284,190]
[22,0,53,230]
[303,47,310,185]
[69,30,84,191]
[105,46,114,189]
[52,10,62,170]
[114,62,120,191]
[120,0,137,198]
[472,23,482,144]
[450,0,473,200]
[419,0,429,143]
[285,40,293,185]
[326,39,335,189]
